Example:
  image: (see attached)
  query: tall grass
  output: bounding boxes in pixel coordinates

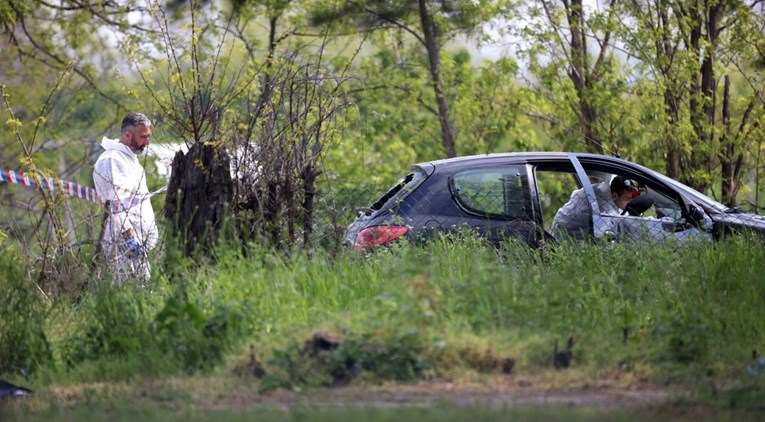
[0,238,52,376]
[2,233,764,389]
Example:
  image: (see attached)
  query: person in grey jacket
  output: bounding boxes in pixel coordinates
[551,176,638,241]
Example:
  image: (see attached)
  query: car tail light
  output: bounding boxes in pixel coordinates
[354,226,409,251]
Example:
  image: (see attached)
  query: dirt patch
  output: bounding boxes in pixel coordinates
[301,382,671,409]
[22,376,764,420]
[193,378,675,413]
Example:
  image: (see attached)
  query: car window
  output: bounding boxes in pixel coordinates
[575,167,708,241]
[576,167,684,219]
[450,166,530,220]
[369,168,427,212]
[653,172,729,212]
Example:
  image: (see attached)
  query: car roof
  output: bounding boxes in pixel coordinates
[415,152,630,169]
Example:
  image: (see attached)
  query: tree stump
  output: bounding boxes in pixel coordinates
[164,141,233,258]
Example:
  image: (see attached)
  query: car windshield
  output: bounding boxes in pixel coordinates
[652,172,729,213]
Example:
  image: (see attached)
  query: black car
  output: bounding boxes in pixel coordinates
[345,152,765,250]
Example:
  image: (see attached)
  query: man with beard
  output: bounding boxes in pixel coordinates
[93,112,159,284]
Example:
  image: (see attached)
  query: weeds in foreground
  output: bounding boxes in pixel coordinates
[1,234,764,394]
[0,240,52,376]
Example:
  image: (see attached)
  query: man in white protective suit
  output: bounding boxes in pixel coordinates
[551,176,638,241]
[93,113,159,284]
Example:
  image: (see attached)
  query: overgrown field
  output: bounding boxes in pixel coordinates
[2,234,765,418]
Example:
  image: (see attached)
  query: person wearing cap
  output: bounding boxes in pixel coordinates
[93,112,159,284]
[551,175,639,241]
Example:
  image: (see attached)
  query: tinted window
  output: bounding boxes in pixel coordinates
[451,166,530,220]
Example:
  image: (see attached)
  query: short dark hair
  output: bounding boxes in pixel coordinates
[121,112,152,133]
[610,176,637,194]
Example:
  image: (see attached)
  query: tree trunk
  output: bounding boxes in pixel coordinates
[265,181,280,246]
[566,0,604,154]
[721,75,735,205]
[665,91,682,180]
[722,77,755,207]
[685,0,724,193]
[418,0,456,158]
[301,163,321,247]
[653,0,682,179]
[164,141,233,258]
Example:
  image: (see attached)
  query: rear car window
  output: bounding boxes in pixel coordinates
[450,166,531,220]
[369,168,427,212]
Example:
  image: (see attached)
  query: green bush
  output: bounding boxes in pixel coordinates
[0,238,52,376]
[261,328,438,390]
[61,284,155,368]
[154,291,248,373]
[260,272,446,389]
[62,277,249,376]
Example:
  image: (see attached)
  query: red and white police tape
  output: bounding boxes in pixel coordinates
[0,167,165,213]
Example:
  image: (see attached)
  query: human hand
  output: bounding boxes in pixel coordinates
[120,237,142,260]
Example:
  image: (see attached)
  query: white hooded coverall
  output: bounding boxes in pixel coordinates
[93,137,158,283]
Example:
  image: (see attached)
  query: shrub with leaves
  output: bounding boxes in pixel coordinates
[154,291,248,373]
[62,285,154,367]
[260,273,446,389]
[0,234,52,376]
[63,278,249,375]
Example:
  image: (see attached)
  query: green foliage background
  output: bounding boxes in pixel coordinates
[3,0,765,226]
